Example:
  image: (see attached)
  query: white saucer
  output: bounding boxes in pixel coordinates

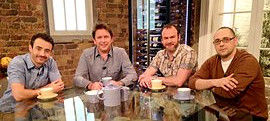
[173,95,194,101]
[37,93,58,100]
[149,85,166,90]
[85,90,103,95]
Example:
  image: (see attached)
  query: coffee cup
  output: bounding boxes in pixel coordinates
[85,90,103,103]
[38,87,54,97]
[101,77,112,86]
[177,87,191,99]
[151,79,162,89]
[121,87,130,102]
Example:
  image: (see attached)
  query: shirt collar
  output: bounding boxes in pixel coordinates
[164,44,181,59]
[25,53,46,69]
[94,46,113,58]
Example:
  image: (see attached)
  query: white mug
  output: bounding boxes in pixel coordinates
[101,77,112,86]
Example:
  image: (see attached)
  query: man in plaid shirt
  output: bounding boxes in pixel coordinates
[139,24,197,88]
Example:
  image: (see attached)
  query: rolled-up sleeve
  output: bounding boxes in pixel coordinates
[179,50,197,70]
[7,57,26,84]
[48,58,61,82]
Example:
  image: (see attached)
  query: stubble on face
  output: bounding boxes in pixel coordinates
[214,29,237,61]
[161,27,180,54]
[29,38,52,67]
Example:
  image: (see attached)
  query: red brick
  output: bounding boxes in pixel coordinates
[67,60,73,64]
[7,0,15,3]
[58,66,65,70]
[54,44,64,50]
[0,29,7,34]
[65,44,78,49]
[1,35,10,41]
[19,4,27,10]
[33,10,43,16]
[118,14,123,18]
[53,50,61,55]
[18,11,32,16]
[19,46,28,52]
[106,3,117,8]
[0,23,8,28]
[21,17,37,23]
[29,0,42,5]
[2,3,10,9]
[8,23,20,29]
[7,10,18,16]
[106,14,116,18]
[62,50,68,55]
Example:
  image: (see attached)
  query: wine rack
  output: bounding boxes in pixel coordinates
[130,0,194,75]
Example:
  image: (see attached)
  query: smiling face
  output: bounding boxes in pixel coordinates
[213,28,238,60]
[161,27,180,54]
[29,38,53,67]
[93,29,113,54]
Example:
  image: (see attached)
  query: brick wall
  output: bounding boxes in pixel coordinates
[0,0,129,88]
[96,0,129,50]
[0,0,45,58]
[52,41,94,87]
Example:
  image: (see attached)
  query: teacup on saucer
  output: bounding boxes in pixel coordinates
[37,93,58,100]
[37,87,58,100]
[151,79,164,89]
[149,85,166,90]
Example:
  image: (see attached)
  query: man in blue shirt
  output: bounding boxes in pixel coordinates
[0,33,64,112]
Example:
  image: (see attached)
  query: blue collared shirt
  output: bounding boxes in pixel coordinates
[0,53,61,112]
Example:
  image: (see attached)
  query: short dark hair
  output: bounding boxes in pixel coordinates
[92,23,113,39]
[30,33,54,50]
[161,23,180,38]
[217,27,236,36]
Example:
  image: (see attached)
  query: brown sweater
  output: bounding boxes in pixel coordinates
[189,49,268,119]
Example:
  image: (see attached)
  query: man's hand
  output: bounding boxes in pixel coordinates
[88,82,103,90]
[109,80,124,86]
[212,74,238,91]
[138,74,152,88]
[49,79,65,93]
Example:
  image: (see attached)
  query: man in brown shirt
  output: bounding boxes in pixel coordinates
[188,27,268,120]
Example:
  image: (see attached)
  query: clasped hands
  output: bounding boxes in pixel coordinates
[87,80,124,90]
[47,79,65,93]
[213,73,238,91]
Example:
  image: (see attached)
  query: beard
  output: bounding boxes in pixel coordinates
[165,43,178,53]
